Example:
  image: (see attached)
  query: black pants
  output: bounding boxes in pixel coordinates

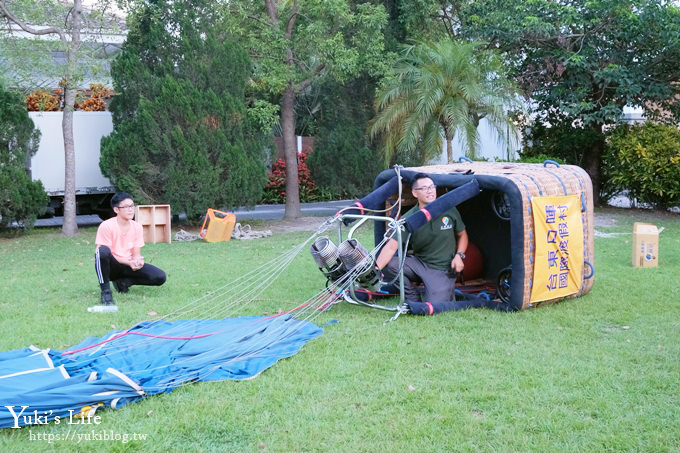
[95,246,166,288]
[383,255,456,303]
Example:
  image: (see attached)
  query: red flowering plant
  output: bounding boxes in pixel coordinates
[25,89,61,111]
[261,151,319,203]
[25,83,114,112]
[75,83,114,111]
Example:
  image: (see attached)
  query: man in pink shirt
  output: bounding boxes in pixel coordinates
[93,192,166,310]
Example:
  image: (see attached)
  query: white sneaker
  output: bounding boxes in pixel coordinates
[87,304,119,313]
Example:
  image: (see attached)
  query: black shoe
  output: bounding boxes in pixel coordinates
[112,279,132,293]
[100,288,115,305]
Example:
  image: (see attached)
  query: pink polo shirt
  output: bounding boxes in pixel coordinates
[95,217,145,262]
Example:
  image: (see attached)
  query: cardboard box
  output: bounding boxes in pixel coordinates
[632,222,658,268]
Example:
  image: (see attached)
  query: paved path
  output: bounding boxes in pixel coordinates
[232,200,351,221]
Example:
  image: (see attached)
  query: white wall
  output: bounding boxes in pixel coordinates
[29,111,114,195]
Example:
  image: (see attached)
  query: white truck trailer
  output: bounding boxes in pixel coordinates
[28,111,115,218]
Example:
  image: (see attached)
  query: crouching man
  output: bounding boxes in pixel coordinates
[92,192,166,311]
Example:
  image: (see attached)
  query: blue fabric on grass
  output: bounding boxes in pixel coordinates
[0,315,322,428]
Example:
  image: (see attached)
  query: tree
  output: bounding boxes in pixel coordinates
[0,0,119,236]
[461,0,680,203]
[225,0,389,218]
[370,40,521,165]
[0,82,48,229]
[100,0,268,218]
[307,76,384,199]
[382,0,472,43]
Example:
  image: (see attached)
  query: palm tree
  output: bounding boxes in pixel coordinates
[370,40,523,164]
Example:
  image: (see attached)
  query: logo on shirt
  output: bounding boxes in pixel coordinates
[440,216,452,230]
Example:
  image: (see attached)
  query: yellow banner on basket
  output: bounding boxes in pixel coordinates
[530,195,583,303]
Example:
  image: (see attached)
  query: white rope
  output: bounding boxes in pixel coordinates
[175,224,272,242]
[64,233,320,369]
[134,234,391,388]
[231,223,272,240]
[67,229,390,391]
[174,229,201,242]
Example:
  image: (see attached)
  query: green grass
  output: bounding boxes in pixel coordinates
[1,208,679,452]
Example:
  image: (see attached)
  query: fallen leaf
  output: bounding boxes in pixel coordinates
[111,325,116,329]
[622,326,630,330]
[148,311,157,316]
[557,326,563,331]
[258,442,266,449]
[658,344,662,350]
[424,363,432,368]
[147,410,153,416]
[408,384,416,392]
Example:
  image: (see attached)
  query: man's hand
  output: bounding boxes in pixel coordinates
[130,256,145,271]
[451,254,465,273]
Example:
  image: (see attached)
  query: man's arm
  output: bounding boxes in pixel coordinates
[129,246,144,271]
[451,229,468,273]
[375,238,399,271]
[108,246,143,270]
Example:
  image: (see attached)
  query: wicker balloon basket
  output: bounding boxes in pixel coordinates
[373,161,595,310]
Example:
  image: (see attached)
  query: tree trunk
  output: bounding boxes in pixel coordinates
[281,83,301,219]
[62,89,78,236]
[446,136,454,164]
[582,124,605,207]
[61,0,82,237]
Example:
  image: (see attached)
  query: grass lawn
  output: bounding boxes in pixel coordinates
[0,207,678,452]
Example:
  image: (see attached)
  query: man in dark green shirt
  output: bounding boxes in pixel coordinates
[375,174,468,302]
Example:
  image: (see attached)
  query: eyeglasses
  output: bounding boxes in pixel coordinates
[413,185,436,192]
[117,204,135,210]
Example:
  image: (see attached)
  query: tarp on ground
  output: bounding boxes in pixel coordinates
[0,315,322,428]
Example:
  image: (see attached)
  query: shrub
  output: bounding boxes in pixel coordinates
[0,84,48,229]
[516,154,564,165]
[25,89,60,112]
[602,122,680,209]
[521,111,601,166]
[76,84,114,112]
[261,151,318,203]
